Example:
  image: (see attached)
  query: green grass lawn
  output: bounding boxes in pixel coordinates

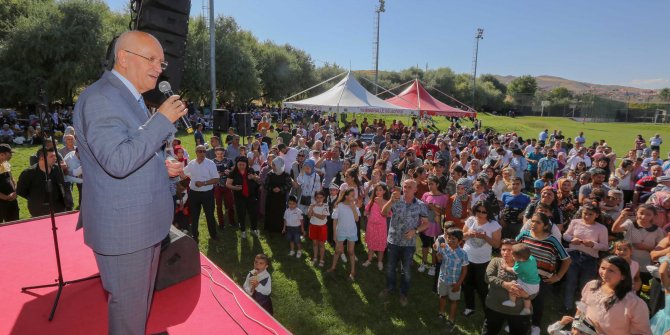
[4,115,668,334]
[475,114,668,159]
[356,113,668,161]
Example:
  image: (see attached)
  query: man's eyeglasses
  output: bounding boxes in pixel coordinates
[196,150,206,153]
[475,209,488,214]
[124,49,168,70]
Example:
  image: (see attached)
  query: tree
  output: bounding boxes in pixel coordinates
[479,74,506,95]
[49,0,113,104]
[213,16,259,107]
[0,0,50,42]
[254,42,315,103]
[398,66,424,83]
[548,87,573,102]
[507,75,538,113]
[452,73,473,107]
[0,0,123,106]
[475,81,505,112]
[507,75,538,96]
[181,17,211,106]
[659,87,670,103]
[311,62,345,94]
[424,67,456,98]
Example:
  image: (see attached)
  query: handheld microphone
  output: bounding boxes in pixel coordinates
[158,81,193,134]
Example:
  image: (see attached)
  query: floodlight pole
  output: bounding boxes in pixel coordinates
[471,28,484,110]
[209,0,216,114]
[373,0,385,94]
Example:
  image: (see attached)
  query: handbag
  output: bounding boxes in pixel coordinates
[299,173,317,206]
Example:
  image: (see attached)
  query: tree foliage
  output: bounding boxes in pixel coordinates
[0,0,124,106]
[548,87,573,102]
[254,42,315,103]
[0,0,50,42]
[507,75,538,97]
[212,16,259,107]
[659,88,670,103]
[0,4,511,113]
[181,17,212,105]
[479,74,506,95]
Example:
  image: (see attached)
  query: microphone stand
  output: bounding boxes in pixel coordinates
[21,87,99,321]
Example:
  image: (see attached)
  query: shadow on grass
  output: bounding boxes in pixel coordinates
[269,232,331,304]
[195,213,560,335]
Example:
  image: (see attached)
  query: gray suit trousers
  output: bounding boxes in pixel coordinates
[94,244,161,335]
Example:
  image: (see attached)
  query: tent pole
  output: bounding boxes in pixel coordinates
[416,79,422,117]
[360,75,404,98]
[374,79,414,96]
[427,84,477,116]
[359,76,418,113]
[283,71,347,103]
[335,73,348,124]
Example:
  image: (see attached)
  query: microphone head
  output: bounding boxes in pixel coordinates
[158,81,171,94]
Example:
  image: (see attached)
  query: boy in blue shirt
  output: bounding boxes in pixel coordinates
[435,227,469,329]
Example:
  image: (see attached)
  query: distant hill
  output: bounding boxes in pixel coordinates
[493,75,660,103]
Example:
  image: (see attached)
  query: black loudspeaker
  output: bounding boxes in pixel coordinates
[212,109,230,133]
[340,113,348,123]
[155,226,200,291]
[136,0,191,106]
[236,113,252,137]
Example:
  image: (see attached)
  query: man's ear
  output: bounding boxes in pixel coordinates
[114,51,127,69]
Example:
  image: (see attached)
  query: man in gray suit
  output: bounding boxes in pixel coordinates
[73,31,187,335]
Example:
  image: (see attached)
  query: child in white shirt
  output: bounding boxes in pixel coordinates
[283,196,304,258]
[243,254,273,314]
[308,191,330,267]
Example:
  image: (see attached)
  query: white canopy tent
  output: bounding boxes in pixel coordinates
[283,72,416,115]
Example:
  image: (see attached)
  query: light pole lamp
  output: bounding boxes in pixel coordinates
[472,28,484,111]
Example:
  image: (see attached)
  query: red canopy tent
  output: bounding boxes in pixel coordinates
[385,79,476,118]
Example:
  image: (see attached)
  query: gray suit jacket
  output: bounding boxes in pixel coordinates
[73,71,176,255]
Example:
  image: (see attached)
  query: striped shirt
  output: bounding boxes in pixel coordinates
[516,230,570,278]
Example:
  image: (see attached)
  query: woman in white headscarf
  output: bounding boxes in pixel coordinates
[264,157,292,233]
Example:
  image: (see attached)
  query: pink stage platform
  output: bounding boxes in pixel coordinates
[0,212,291,335]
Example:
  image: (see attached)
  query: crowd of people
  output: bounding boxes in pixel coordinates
[2,105,670,334]
[169,111,669,335]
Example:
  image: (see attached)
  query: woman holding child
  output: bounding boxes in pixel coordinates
[516,212,571,335]
[481,239,532,335]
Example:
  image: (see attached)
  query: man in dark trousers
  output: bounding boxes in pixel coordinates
[73,31,186,335]
[183,144,219,242]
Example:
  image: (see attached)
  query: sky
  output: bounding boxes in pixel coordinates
[106,0,670,89]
